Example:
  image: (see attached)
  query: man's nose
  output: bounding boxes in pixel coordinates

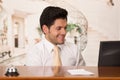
[61,28,66,35]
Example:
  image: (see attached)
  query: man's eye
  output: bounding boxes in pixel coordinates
[65,27,67,30]
[56,27,61,30]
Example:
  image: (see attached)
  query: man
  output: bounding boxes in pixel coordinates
[26,6,85,66]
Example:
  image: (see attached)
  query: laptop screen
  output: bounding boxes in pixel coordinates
[98,41,120,66]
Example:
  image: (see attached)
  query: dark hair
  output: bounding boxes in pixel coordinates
[40,6,68,31]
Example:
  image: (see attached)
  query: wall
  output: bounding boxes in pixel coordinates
[66,0,120,39]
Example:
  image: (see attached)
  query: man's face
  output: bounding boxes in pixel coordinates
[44,18,67,45]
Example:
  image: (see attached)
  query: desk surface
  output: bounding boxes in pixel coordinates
[0,66,120,80]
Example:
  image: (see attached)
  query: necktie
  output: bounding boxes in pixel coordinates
[52,45,62,75]
[53,45,62,66]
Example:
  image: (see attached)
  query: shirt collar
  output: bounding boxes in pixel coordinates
[57,44,63,51]
[43,38,54,53]
[43,37,65,53]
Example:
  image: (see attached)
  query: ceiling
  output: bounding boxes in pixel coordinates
[2,0,50,17]
[1,0,118,18]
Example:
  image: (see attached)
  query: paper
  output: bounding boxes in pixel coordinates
[67,69,94,76]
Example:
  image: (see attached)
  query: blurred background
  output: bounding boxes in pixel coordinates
[0,0,120,66]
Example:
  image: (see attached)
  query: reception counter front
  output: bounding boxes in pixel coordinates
[0,66,120,80]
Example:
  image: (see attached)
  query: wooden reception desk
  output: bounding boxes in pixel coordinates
[0,66,120,80]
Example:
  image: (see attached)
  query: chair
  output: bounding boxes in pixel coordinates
[98,41,120,66]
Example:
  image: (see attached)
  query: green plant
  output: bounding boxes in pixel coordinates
[36,27,42,35]
[66,23,82,33]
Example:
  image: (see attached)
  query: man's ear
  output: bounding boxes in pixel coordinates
[42,25,49,34]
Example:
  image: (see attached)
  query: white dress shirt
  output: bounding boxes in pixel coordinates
[26,38,85,66]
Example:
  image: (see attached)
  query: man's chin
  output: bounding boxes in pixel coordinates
[57,41,64,44]
[57,39,65,44]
